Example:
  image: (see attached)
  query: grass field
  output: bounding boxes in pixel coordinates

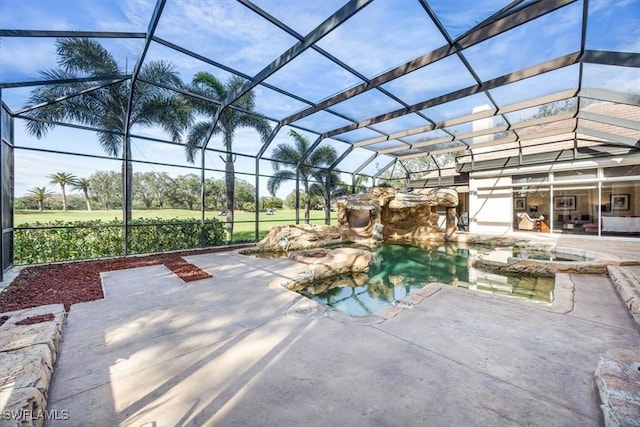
[14,208,338,242]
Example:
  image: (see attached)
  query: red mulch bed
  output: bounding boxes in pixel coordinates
[15,313,55,325]
[0,245,253,313]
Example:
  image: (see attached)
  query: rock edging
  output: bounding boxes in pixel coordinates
[0,304,66,427]
[607,265,640,329]
[595,347,640,427]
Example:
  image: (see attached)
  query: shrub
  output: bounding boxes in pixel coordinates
[241,202,256,212]
[14,217,225,265]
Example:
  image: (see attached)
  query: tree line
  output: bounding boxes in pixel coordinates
[18,171,273,212]
[18,166,361,213]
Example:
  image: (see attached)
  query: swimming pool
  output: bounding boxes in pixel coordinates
[289,243,555,317]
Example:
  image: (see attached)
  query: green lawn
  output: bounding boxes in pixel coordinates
[14,208,337,242]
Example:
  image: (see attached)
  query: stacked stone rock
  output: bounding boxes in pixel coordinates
[337,187,459,242]
[0,304,66,427]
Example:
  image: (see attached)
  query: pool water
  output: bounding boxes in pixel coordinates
[296,244,555,317]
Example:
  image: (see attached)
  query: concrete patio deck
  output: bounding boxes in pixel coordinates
[45,234,640,426]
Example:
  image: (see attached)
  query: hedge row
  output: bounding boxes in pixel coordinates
[14,218,226,265]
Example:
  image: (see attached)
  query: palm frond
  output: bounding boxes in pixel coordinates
[23,72,124,138]
[56,38,119,76]
[48,172,78,187]
[98,132,123,157]
[72,178,91,191]
[270,144,301,170]
[236,114,272,143]
[309,145,338,167]
[267,169,296,196]
[288,129,311,154]
[192,72,226,99]
[185,120,218,163]
[226,75,251,103]
[138,60,182,87]
[135,94,192,142]
[27,186,54,198]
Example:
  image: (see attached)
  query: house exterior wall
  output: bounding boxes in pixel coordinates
[468,153,640,236]
[469,176,513,235]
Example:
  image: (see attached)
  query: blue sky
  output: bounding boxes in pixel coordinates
[1,0,639,198]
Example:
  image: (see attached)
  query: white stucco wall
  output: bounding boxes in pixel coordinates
[469,176,513,234]
[471,105,494,155]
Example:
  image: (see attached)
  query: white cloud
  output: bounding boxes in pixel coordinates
[582,64,640,94]
[116,0,156,31]
[382,55,477,105]
[462,3,582,82]
[251,0,348,36]
[429,0,509,38]
[264,49,363,103]
[152,0,297,75]
[0,38,58,81]
[316,0,447,78]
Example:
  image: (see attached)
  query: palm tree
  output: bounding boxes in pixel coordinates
[353,174,370,193]
[267,129,338,224]
[27,186,54,211]
[185,73,271,242]
[23,38,192,220]
[72,177,92,211]
[48,172,77,211]
[310,168,345,214]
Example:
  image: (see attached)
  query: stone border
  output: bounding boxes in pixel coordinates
[607,265,640,329]
[0,304,66,427]
[594,346,640,427]
[597,267,640,427]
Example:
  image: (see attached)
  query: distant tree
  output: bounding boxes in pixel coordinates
[259,196,283,211]
[376,154,461,189]
[205,178,226,210]
[133,172,156,210]
[353,174,370,193]
[267,130,338,223]
[71,177,92,211]
[89,171,120,211]
[284,190,303,209]
[533,99,577,119]
[27,186,54,211]
[13,196,30,211]
[234,178,256,210]
[242,201,256,212]
[147,172,175,210]
[48,172,77,211]
[172,174,200,210]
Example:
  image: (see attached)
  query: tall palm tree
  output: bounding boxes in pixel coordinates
[27,186,54,211]
[267,129,338,224]
[48,172,77,211]
[23,38,192,220]
[71,177,92,211]
[185,73,271,242]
